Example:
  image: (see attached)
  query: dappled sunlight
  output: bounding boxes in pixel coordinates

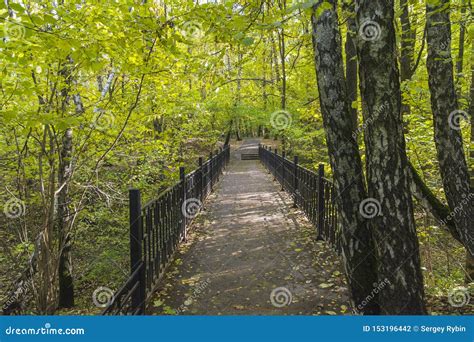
[150,141,350,315]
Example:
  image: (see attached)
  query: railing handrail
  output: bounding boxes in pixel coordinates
[103,145,231,315]
[259,145,333,181]
[142,183,178,210]
[258,144,340,253]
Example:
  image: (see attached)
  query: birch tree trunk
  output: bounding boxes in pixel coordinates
[399,0,415,117]
[57,128,74,307]
[343,0,359,130]
[426,0,474,256]
[355,0,426,314]
[312,0,379,314]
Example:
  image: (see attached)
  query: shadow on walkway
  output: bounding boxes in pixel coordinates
[149,140,350,315]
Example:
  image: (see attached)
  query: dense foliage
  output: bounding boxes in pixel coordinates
[0,0,472,314]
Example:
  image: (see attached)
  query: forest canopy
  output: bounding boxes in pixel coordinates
[0,0,472,315]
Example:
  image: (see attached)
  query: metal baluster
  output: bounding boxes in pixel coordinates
[129,189,145,314]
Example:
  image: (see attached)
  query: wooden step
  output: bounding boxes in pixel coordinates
[241,153,259,160]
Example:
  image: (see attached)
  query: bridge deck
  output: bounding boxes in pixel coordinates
[149,140,350,315]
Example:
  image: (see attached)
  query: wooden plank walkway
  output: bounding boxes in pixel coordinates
[149,139,350,315]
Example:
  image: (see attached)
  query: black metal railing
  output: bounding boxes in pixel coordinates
[103,146,230,315]
[259,145,340,252]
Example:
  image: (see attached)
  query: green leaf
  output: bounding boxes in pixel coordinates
[242,37,254,46]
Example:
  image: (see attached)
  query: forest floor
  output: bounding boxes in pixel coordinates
[149,139,351,315]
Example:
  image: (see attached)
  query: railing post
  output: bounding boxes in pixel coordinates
[209,151,213,191]
[215,149,220,181]
[219,147,223,170]
[267,148,272,173]
[198,157,204,204]
[273,149,278,181]
[180,167,187,242]
[129,189,145,314]
[317,164,325,241]
[293,156,298,208]
[281,152,286,191]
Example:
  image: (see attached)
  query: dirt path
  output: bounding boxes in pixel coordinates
[149,139,351,315]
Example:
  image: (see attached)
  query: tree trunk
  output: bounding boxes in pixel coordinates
[399,0,415,117]
[312,0,379,315]
[37,126,57,314]
[56,56,82,308]
[262,37,268,111]
[469,65,473,192]
[356,0,426,314]
[408,161,460,242]
[57,129,74,308]
[278,28,286,110]
[277,0,287,110]
[237,49,243,105]
[426,0,474,256]
[470,67,474,283]
[465,77,472,286]
[235,119,242,141]
[455,0,467,91]
[271,33,281,107]
[344,0,359,129]
[224,119,233,146]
